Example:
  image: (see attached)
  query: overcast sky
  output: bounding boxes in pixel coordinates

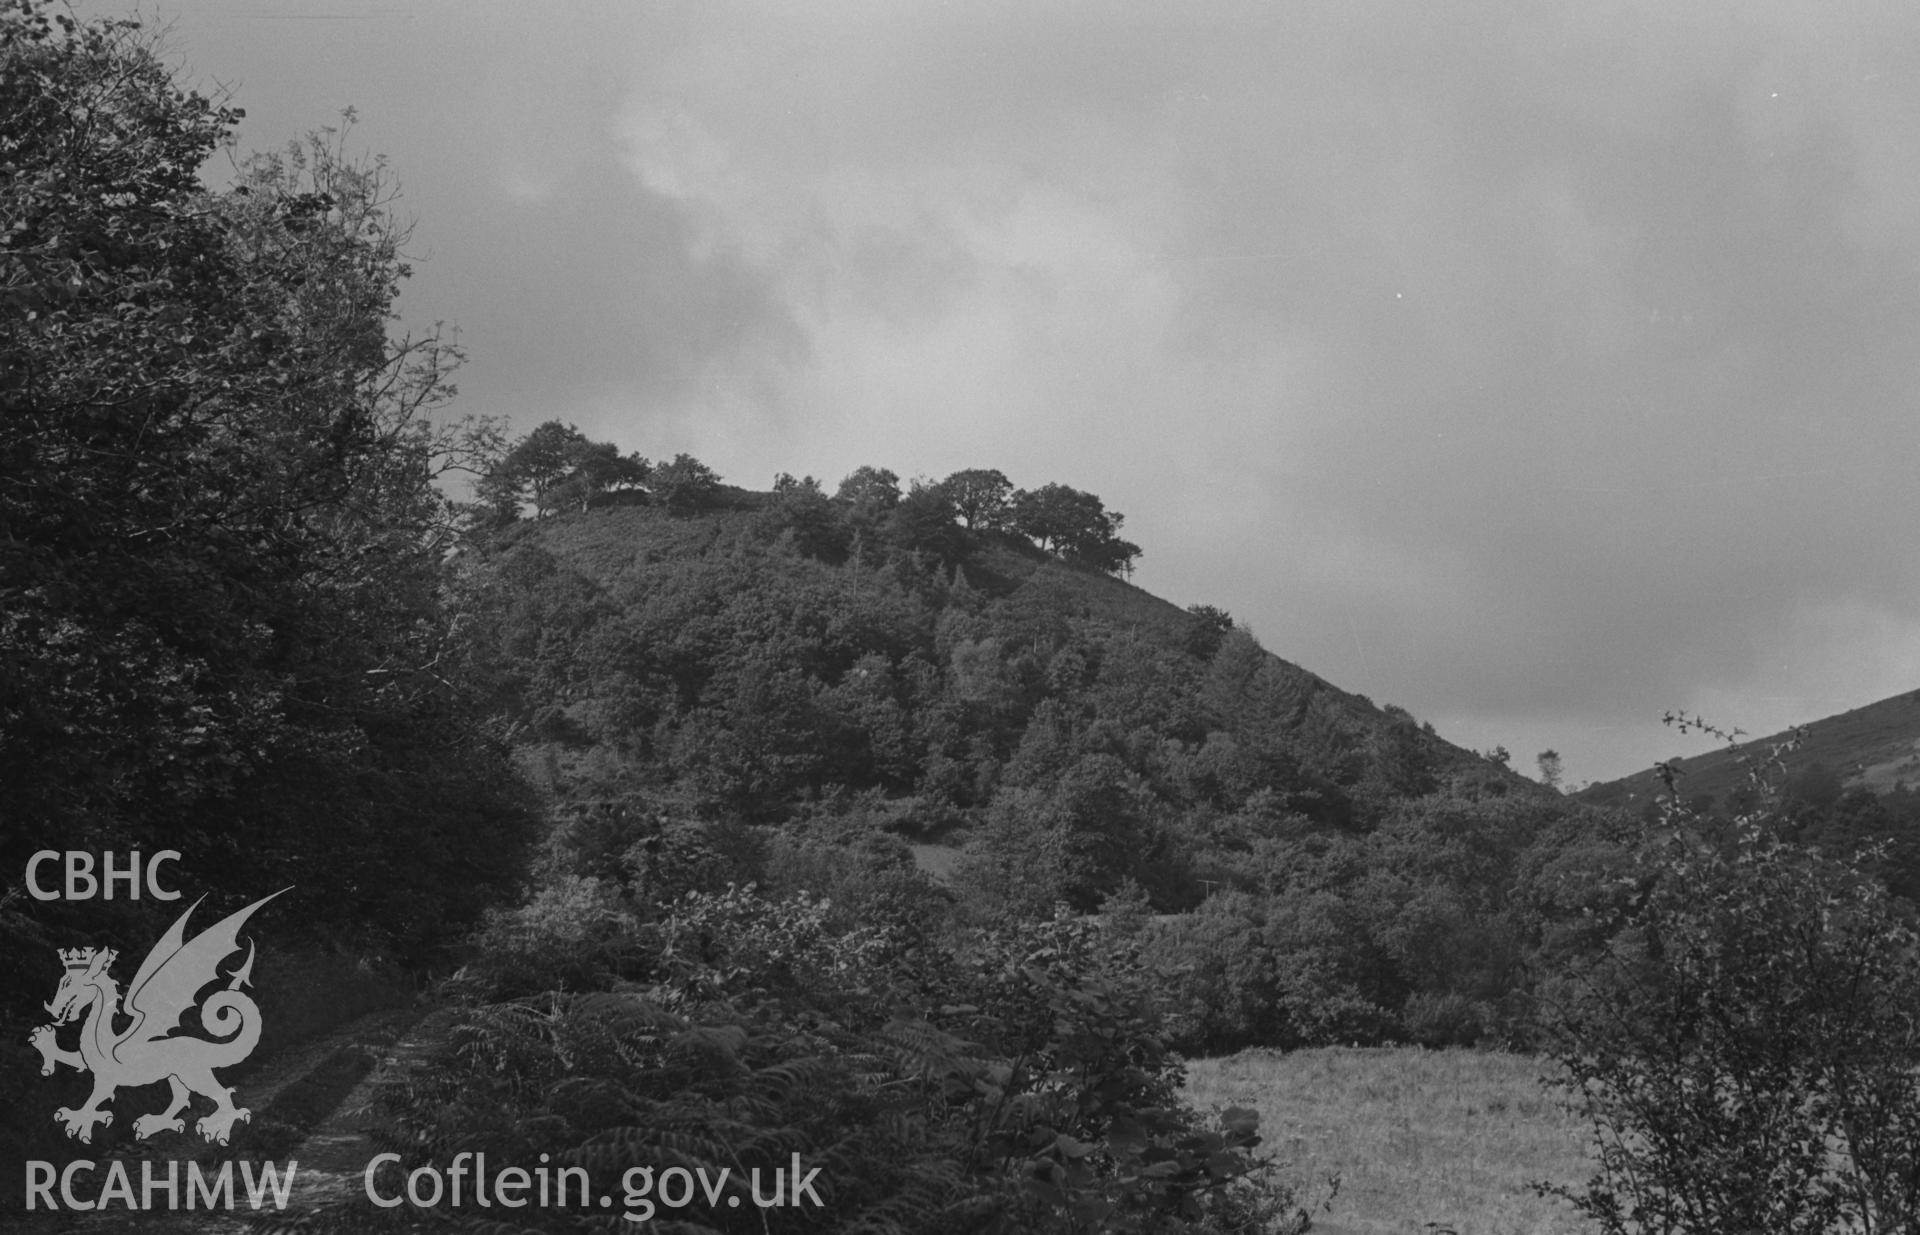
[145,0,1920,787]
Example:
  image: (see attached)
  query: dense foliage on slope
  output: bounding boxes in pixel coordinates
[442,486,1632,1054]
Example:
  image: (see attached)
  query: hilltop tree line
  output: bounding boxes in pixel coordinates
[470,420,1143,576]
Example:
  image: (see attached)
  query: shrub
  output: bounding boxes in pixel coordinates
[358,896,1310,1232]
[454,875,657,1000]
[1539,816,1920,1233]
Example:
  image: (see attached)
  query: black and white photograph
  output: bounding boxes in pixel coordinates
[10,1,1920,1230]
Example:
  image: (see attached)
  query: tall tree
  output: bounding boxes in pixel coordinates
[941,467,1014,530]
[650,452,722,513]
[888,477,966,562]
[762,473,846,562]
[0,3,530,948]
[481,420,648,517]
[499,420,589,514]
[1182,603,1237,660]
[835,465,902,514]
[1010,482,1141,575]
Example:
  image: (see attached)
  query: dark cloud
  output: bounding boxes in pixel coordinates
[156,0,1920,783]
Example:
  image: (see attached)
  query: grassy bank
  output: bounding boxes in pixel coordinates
[1183,1046,1591,1235]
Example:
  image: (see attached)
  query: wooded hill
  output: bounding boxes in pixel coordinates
[451,474,1622,1044]
[470,488,1529,848]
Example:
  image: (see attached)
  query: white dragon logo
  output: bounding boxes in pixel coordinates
[30,889,286,1146]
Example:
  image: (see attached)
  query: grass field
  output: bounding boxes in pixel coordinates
[1183,1047,1593,1235]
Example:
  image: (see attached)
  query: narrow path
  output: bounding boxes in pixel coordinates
[272,1006,460,1218]
[22,1005,447,1234]
[239,1006,425,1128]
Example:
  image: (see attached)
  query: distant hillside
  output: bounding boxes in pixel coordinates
[1580,689,1920,809]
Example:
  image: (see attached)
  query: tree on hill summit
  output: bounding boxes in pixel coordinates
[475,419,648,520]
[1011,482,1141,575]
[942,467,1015,530]
[888,477,967,562]
[763,472,846,560]
[649,452,723,513]
[835,465,902,515]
